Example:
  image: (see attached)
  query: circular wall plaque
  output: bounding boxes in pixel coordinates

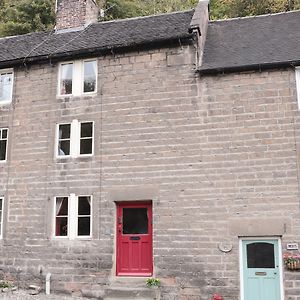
[218,242,233,253]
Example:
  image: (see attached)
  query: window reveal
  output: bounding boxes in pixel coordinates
[0,128,8,161]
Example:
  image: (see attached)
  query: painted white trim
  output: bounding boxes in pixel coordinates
[239,237,283,300]
[278,239,285,300]
[70,120,79,158]
[73,61,82,96]
[296,67,300,110]
[0,128,8,162]
[0,69,14,105]
[0,197,3,239]
[239,239,244,300]
[69,193,77,240]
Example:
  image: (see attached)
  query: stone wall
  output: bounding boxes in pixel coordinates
[0,41,300,299]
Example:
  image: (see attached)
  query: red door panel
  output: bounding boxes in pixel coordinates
[116,201,153,276]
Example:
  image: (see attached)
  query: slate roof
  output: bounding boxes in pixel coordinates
[200,10,300,74]
[0,9,194,67]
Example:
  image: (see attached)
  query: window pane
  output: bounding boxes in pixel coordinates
[78,217,91,236]
[247,242,275,268]
[123,208,148,234]
[59,124,71,139]
[58,140,70,156]
[56,217,68,236]
[2,129,7,139]
[81,122,93,138]
[80,139,92,155]
[56,197,68,216]
[78,196,91,215]
[83,61,96,93]
[0,73,13,102]
[58,124,71,156]
[55,197,68,237]
[0,140,7,160]
[60,63,73,95]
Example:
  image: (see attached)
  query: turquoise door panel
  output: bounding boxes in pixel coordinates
[242,240,281,300]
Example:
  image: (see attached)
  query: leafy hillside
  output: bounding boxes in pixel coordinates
[0,0,299,37]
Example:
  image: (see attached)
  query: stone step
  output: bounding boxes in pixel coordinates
[109,277,149,288]
[105,298,153,300]
[104,287,159,299]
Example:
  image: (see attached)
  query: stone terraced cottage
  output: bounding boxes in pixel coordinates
[0,0,300,299]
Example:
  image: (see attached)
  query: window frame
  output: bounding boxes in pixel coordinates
[76,195,93,239]
[296,67,300,110]
[0,69,14,105]
[0,128,8,162]
[81,59,98,95]
[58,62,74,97]
[55,120,94,159]
[55,122,72,158]
[58,59,97,97]
[53,194,92,240]
[54,196,69,239]
[0,197,3,239]
[79,121,94,157]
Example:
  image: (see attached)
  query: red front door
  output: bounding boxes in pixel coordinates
[116,201,153,276]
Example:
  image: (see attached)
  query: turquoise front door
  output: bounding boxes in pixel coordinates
[242,239,281,300]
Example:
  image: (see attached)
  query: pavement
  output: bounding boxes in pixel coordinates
[0,290,88,299]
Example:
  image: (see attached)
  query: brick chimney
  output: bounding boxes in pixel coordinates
[189,0,210,66]
[55,0,99,31]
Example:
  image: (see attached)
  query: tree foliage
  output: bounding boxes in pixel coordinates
[0,0,300,37]
[210,0,300,19]
[103,0,198,20]
[0,0,55,37]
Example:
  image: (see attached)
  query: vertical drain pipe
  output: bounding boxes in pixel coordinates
[46,273,51,295]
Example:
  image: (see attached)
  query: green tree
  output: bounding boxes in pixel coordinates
[0,0,299,37]
[103,0,198,20]
[0,0,55,37]
[210,0,300,19]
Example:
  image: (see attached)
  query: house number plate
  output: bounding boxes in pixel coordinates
[287,243,299,250]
